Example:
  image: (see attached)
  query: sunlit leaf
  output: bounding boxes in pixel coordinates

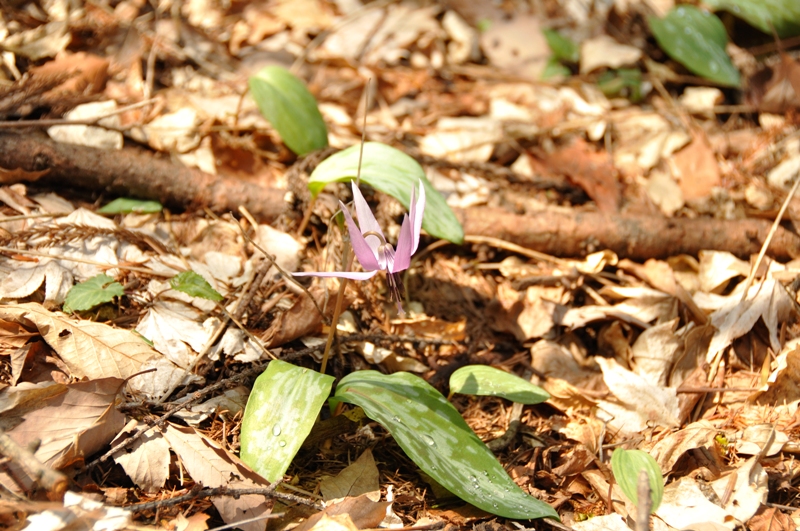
[308,142,464,244]
[97,198,163,214]
[611,449,664,512]
[63,274,124,313]
[249,66,328,155]
[240,361,335,482]
[541,56,572,80]
[449,365,550,404]
[649,6,741,87]
[335,370,558,520]
[704,0,800,37]
[543,29,579,63]
[169,271,222,302]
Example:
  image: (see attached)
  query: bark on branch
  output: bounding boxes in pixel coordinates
[1,132,798,261]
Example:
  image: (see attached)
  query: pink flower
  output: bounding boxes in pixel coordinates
[295,180,426,314]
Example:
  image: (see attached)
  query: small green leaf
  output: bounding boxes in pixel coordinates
[649,6,741,87]
[308,142,464,244]
[249,66,328,155]
[610,449,664,512]
[98,198,163,214]
[597,68,645,102]
[543,29,579,63]
[449,366,550,404]
[704,0,800,37]
[241,361,335,482]
[541,56,572,80]
[169,271,222,302]
[63,274,124,313]
[335,370,558,520]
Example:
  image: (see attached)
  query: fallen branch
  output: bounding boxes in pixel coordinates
[2,132,799,260]
[0,433,67,498]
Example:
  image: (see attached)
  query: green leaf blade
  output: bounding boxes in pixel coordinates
[240,360,335,482]
[450,366,550,404]
[543,29,579,63]
[169,271,222,302]
[649,6,741,87]
[63,274,124,313]
[610,449,665,512]
[249,66,328,155]
[98,198,163,214]
[335,370,558,520]
[704,0,800,38]
[308,142,464,244]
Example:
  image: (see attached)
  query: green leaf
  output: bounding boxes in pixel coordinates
[610,449,664,512]
[169,271,222,302]
[541,56,572,80]
[597,68,645,102]
[241,361,335,482]
[449,366,550,404]
[97,198,163,214]
[63,274,124,313]
[249,66,328,155]
[649,6,741,87]
[704,0,800,37]
[308,142,464,244]
[335,370,558,520]
[543,29,579,63]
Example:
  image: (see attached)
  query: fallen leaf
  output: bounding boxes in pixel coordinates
[656,477,736,530]
[320,449,380,502]
[579,35,642,74]
[649,420,718,475]
[112,420,171,494]
[671,132,721,201]
[292,494,389,531]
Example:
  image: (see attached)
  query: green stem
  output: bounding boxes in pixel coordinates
[319,240,353,375]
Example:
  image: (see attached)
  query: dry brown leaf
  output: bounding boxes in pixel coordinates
[649,420,718,475]
[320,449,380,502]
[162,424,271,531]
[0,302,158,380]
[0,166,49,185]
[671,132,721,201]
[305,514,360,531]
[748,53,800,114]
[6,378,125,470]
[111,420,170,494]
[748,506,796,531]
[292,494,389,531]
[264,291,324,348]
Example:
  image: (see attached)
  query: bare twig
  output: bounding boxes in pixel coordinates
[635,469,652,531]
[0,433,67,497]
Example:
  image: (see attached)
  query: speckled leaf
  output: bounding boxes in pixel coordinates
[611,449,664,512]
[308,142,464,244]
[249,66,328,155]
[449,366,550,404]
[649,6,740,87]
[240,361,334,482]
[704,0,800,37]
[335,370,557,520]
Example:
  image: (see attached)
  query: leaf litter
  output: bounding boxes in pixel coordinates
[1,1,800,530]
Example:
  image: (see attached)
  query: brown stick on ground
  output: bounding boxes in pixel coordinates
[0,132,287,222]
[2,132,799,260]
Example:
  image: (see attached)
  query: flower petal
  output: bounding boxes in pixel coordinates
[340,200,381,271]
[293,270,379,280]
[350,181,384,254]
[409,179,426,255]
[391,214,412,273]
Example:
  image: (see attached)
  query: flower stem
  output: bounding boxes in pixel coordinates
[319,239,353,374]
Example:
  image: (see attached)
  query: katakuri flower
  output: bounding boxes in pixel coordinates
[295,180,426,314]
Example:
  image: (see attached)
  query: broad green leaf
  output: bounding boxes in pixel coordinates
[610,449,664,512]
[308,142,464,244]
[241,361,335,482]
[63,274,124,313]
[704,0,800,37]
[97,198,163,214]
[449,366,550,404]
[249,66,328,155]
[649,6,741,87]
[335,370,558,520]
[169,271,222,302]
[541,56,572,80]
[543,29,579,63]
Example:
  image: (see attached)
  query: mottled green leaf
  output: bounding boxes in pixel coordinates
[98,198,162,214]
[705,0,800,37]
[543,29,579,63]
[335,370,558,520]
[449,366,550,404]
[241,361,335,482]
[611,449,664,512]
[249,66,328,155]
[308,142,464,244]
[649,6,741,87]
[63,274,124,313]
[169,271,222,302]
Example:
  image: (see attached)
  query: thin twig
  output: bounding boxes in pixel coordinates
[635,469,652,531]
[125,484,324,513]
[0,433,67,496]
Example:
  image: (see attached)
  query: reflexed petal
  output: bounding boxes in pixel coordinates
[293,270,379,280]
[339,200,381,271]
[409,180,425,254]
[350,181,384,254]
[391,214,413,273]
